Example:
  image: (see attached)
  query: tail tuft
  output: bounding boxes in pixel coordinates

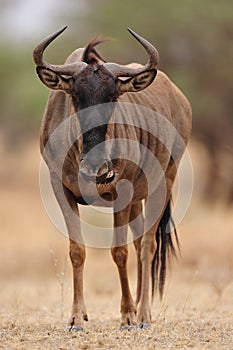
[151,198,180,299]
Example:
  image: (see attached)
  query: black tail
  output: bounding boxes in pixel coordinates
[151,198,180,299]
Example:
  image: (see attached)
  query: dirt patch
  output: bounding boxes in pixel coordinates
[0,140,232,349]
[1,274,232,350]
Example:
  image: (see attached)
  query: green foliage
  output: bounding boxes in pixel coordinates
[0,0,232,139]
[0,46,48,133]
[82,0,233,125]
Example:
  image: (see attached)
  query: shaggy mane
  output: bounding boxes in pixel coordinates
[83,36,112,64]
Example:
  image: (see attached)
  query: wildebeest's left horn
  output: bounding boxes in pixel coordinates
[104,28,159,77]
[33,26,87,76]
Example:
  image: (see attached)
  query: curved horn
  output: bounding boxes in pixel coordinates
[104,28,159,77]
[33,26,87,76]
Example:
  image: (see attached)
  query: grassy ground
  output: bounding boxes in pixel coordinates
[0,140,232,349]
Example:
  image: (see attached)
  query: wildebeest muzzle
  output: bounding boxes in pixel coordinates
[79,156,115,185]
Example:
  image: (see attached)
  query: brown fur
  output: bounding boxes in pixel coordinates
[37,37,192,330]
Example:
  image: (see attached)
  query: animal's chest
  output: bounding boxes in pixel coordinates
[61,153,159,207]
[44,108,174,204]
[60,151,114,204]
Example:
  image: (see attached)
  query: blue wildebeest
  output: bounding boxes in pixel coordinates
[33,27,192,330]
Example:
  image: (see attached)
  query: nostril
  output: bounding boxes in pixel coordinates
[79,159,94,180]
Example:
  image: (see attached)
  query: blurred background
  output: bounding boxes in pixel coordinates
[1,0,232,202]
[0,0,232,343]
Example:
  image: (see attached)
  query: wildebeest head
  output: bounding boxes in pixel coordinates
[33,27,159,184]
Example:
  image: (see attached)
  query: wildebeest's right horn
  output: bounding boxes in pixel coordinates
[103,28,159,77]
[33,26,87,76]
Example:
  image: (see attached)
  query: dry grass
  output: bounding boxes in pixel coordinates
[0,139,232,349]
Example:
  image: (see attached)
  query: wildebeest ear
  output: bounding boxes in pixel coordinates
[36,67,73,93]
[117,69,157,94]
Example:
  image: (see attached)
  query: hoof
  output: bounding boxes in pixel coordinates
[66,325,84,332]
[120,325,137,331]
[72,325,84,332]
[139,322,150,330]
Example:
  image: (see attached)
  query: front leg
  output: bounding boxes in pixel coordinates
[129,202,144,306]
[111,203,136,330]
[51,173,87,331]
[69,239,87,330]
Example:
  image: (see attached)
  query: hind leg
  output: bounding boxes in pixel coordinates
[136,181,168,328]
[136,221,158,328]
[111,202,137,329]
[137,161,178,328]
